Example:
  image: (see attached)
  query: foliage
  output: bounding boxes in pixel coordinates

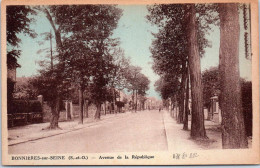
[108,48,130,91]
[48,5,123,105]
[201,66,221,109]
[136,73,150,96]
[7,78,15,114]
[6,6,36,69]
[13,77,38,99]
[147,4,218,99]
[154,75,180,100]
[49,5,122,39]
[29,68,68,107]
[201,67,251,113]
[124,65,150,96]
[88,74,110,104]
[148,4,187,77]
[147,4,218,59]
[7,50,21,69]
[9,100,42,114]
[125,65,142,91]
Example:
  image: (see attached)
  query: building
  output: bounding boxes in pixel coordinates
[208,96,222,123]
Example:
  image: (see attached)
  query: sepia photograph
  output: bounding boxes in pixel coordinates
[1,0,259,165]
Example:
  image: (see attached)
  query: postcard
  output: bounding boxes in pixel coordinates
[1,0,259,165]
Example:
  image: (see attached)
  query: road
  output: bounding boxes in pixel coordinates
[9,110,168,154]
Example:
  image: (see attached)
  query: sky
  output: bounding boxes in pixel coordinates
[15,5,252,100]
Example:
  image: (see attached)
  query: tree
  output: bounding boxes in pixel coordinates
[186,4,207,138]
[154,74,180,117]
[183,67,190,130]
[136,73,150,110]
[32,6,81,128]
[202,67,252,138]
[125,65,141,112]
[154,75,179,100]
[218,3,248,148]
[14,77,38,100]
[147,4,190,124]
[6,6,36,114]
[107,48,130,113]
[178,61,188,124]
[34,5,123,124]
[7,6,36,69]
[136,73,150,97]
[36,30,55,70]
[57,5,122,121]
[32,6,66,129]
[124,66,150,112]
[89,74,110,119]
[147,4,217,137]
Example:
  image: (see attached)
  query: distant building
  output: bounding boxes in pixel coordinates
[145,97,162,110]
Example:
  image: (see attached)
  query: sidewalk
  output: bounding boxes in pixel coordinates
[8,112,131,146]
[162,110,222,151]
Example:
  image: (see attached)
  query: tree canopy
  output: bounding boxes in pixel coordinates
[7,6,36,69]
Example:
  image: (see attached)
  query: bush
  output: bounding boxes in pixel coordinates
[10,100,42,114]
[10,100,28,114]
[28,100,42,112]
[241,80,252,136]
[7,78,15,114]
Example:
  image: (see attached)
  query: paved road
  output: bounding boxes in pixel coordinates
[9,110,168,154]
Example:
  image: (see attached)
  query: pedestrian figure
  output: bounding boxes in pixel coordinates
[159,108,161,112]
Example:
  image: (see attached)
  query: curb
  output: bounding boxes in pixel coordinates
[161,111,169,151]
[162,110,174,151]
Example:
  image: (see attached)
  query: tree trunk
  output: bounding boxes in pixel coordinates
[170,97,174,117]
[113,88,116,114]
[44,8,63,51]
[78,86,84,124]
[183,66,190,130]
[178,61,187,124]
[135,90,138,112]
[49,96,60,129]
[94,102,101,119]
[104,101,106,115]
[172,95,177,118]
[187,4,207,139]
[85,100,89,118]
[132,89,134,112]
[175,101,179,120]
[44,8,63,128]
[219,3,248,148]
[66,101,72,120]
[172,101,175,117]
[118,91,121,113]
[109,103,112,114]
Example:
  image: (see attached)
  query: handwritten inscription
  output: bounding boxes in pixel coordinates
[173,153,199,159]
